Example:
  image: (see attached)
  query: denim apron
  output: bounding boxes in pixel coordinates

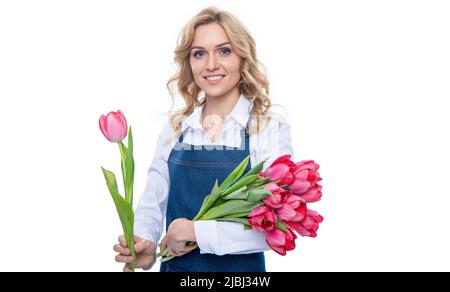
[160,124,266,272]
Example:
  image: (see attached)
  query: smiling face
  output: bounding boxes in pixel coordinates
[189,22,242,100]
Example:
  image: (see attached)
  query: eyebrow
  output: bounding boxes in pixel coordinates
[190,42,231,51]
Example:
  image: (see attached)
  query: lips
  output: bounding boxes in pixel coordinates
[203,75,225,81]
[203,74,225,85]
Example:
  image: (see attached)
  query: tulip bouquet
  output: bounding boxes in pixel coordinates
[158,154,323,262]
[99,110,137,271]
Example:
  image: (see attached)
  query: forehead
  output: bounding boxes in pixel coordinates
[192,22,230,48]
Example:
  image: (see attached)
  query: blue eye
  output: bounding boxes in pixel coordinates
[193,50,205,58]
[219,48,231,55]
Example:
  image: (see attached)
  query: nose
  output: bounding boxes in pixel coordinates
[206,54,219,71]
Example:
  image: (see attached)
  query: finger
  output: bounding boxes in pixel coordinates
[185,242,198,252]
[174,251,187,257]
[168,247,181,257]
[167,248,176,257]
[136,255,155,269]
[174,241,197,253]
[135,240,151,254]
[118,235,128,248]
[175,248,189,256]
[176,243,196,255]
[113,244,130,256]
[123,264,133,272]
[160,236,168,253]
[115,254,134,264]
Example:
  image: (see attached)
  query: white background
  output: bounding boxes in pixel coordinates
[1,0,449,272]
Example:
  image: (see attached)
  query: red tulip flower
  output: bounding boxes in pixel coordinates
[264,154,296,185]
[289,160,322,195]
[263,183,286,209]
[277,200,307,222]
[298,184,323,203]
[266,228,297,256]
[284,209,323,238]
[248,206,278,232]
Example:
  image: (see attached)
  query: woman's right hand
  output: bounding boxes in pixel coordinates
[113,235,157,272]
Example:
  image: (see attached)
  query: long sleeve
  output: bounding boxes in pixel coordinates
[134,124,173,244]
[194,221,270,255]
[260,107,294,170]
[194,108,294,255]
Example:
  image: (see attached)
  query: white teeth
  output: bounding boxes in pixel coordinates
[206,75,224,81]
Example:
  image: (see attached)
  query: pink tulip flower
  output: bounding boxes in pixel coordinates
[263,183,286,209]
[99,110,128,143]
[248,206,278,232]
[266,228,297,256]
[289,160,322,195]
[277,201,307,222]
[263,154,296,185]
[298,184,323,203]
[284,209,323,238]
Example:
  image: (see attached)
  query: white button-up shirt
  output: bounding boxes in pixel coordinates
[134,95,293,255]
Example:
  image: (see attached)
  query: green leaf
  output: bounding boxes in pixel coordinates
[247,189,272,202]
[128,126,133,156]
[241,158,267,179]
[193,180,220,220]
[210,197,227,209]
[254,178,271,188]
[222,174,258,196]
[101,167,133,232]
[277,220,289,232]
[215,217,251,227]
[101,167,120,196]
[221,212,250,218]
[125,128,134,206]
[244,225,253,230]
[117,141,128,195]
[125,155,134,205]
[219,155,250,192]
[201,200,263,220]
[101,167,136,268]
[223,186,248,200]
[255,182,272,190]
[194,194,212,220]
[118,129,135,206]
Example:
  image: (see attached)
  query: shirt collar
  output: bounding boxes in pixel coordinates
[181,94,252,132]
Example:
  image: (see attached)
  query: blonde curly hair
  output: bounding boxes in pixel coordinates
[167,7,272,137]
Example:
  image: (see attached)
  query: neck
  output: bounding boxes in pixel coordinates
[202,87,240,121]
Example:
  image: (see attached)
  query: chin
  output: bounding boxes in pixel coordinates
[203,88,229,98]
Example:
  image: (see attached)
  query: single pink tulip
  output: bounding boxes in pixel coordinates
[284,209,323,238]
[289,180,311,195]
[289,160,322,195]
[265,164,290,182]
[266,228,297,256]
[295,160,320,172]
[299,184,323,203]
[303,209,324,228]
[270,154,296,168]
[282,193,302,209]
[99,110,128,143]
[263,183,285,209]
[248,206,277,232]
[277,201,307,222]
[264,154,296,185]
[285,229,297,252]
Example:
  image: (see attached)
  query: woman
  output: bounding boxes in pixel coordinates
[113,7,293,272]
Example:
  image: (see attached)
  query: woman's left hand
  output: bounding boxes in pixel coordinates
[160,218,198,257]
